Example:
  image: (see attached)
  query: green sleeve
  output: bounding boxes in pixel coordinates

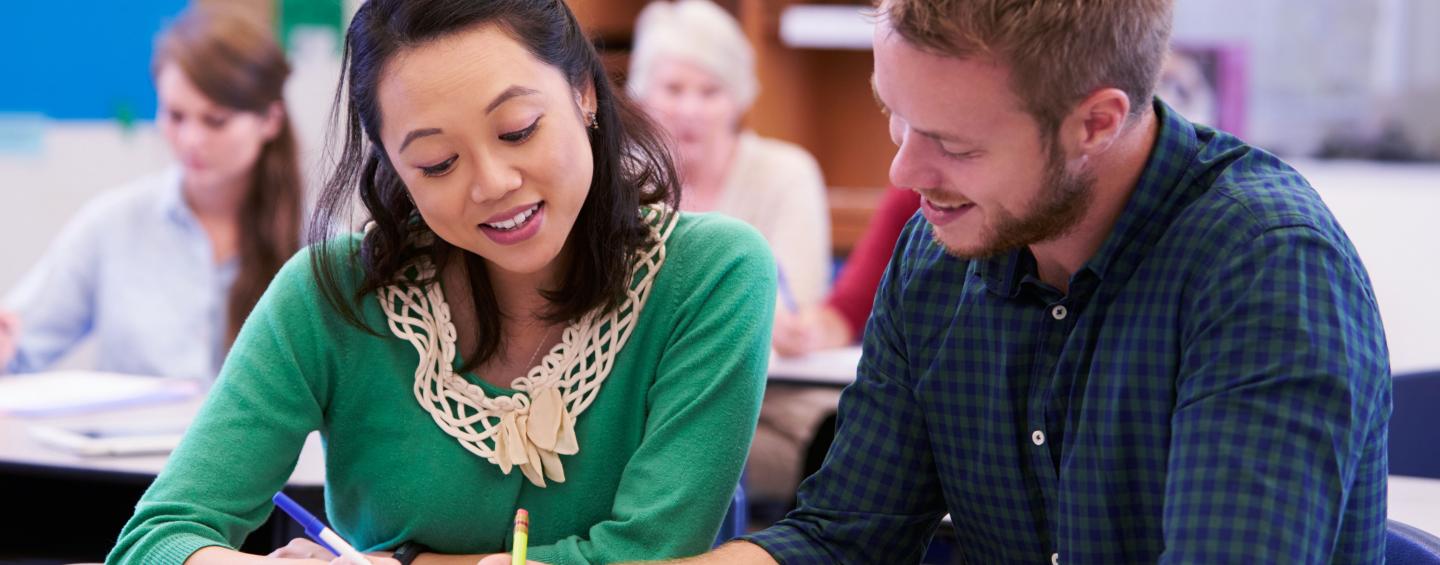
[528,216,776,564]
[107,248,340,565]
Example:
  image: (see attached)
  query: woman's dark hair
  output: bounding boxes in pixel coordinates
[310,0,681,370]
[154,5,303,348]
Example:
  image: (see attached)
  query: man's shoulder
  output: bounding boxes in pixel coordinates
[1168,134,1346,253]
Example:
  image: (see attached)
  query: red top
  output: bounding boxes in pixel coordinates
[825,187,922,337]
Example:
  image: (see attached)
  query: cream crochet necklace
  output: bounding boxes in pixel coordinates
[377,208,677,487]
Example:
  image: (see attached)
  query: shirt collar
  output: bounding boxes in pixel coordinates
[978,99,1201,298]
[154,167,194,227]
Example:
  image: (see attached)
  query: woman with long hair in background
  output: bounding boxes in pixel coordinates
[0,4,303,380]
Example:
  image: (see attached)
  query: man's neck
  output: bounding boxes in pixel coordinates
[1029,108,1160,294]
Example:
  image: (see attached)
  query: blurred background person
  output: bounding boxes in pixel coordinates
[771,187,920,357]
[0,4,302,380]
[629,0,832,310]
[628,0,836,509]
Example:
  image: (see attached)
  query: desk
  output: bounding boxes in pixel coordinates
[767,346,862,387]
[1389,475,1440,535]
[0,395,327,561]
[0,396,325,483]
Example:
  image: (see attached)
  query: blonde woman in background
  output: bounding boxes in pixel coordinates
[629,0,832,307]
[630,0,839,509]
[0,5,303,380]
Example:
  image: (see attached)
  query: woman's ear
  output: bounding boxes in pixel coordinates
[574,78,597,118]
[262,101,285,141]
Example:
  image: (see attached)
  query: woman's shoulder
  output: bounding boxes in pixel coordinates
[71,169,182,224]
[660,212,774,282]
[667,212,768,253]
[43,169,183,250]
[270,232,368,299]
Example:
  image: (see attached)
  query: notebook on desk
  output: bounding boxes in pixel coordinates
[768,346,863,386]
[0,370,203,417]
[27,423,187,456]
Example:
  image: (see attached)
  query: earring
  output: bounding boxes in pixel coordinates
[586,111,599,130]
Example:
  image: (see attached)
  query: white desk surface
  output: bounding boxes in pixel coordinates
[0,395,326,486]
[768,346,862,386]
[3,388,1435,540]
[1389,475,1440,535]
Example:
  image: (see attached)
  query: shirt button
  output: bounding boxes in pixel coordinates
[1050,305,1068,320]
[1032,430,1046,445]
[1051,552,1060,565]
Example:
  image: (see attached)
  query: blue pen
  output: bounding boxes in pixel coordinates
[272,492,373,565]
[775,266,799,312]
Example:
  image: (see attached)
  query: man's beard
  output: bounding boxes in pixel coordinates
[932,141,1096,260]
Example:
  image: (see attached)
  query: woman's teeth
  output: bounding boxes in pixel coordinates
[484,204,539,231]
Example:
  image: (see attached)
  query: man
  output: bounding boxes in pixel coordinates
[670,0,1391,563]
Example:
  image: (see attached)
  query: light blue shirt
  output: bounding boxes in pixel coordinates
[3,168,236,379]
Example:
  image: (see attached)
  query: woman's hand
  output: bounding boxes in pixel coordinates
[771,308,822,358]
[266,537,399,564]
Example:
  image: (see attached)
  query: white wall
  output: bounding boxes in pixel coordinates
[0,124,172,291]
[1173,0,1440,157]
[1294,160,1440,374]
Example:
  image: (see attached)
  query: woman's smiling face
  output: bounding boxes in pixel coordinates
[377,24,597,280]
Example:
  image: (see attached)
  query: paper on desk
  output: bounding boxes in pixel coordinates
[28,424,186,456]
[768,346,863,385]
[0,371,202,417]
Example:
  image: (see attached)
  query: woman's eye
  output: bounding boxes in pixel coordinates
[420,156,457,177]
[202,115,230,128]
[499,117,541,143]
[941,147,980,161]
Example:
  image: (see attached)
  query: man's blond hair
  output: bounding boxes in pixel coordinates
[880,0,1174,135]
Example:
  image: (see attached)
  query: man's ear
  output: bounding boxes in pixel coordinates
[1056,88,1131,160]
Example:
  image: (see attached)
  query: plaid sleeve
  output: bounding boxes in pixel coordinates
[743,217,948,564]
[1162,225,1390,564]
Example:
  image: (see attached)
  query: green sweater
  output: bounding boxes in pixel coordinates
[108,213,775,565]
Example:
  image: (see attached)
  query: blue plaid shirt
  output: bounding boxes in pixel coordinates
[744,101,1391,564]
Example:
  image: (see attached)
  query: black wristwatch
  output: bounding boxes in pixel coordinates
[393,541,429,565]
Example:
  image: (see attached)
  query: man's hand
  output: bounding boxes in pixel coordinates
[610,541,778,565]
[474,554,544,565]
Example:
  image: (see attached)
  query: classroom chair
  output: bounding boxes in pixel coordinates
[714,477,748,547]
[1391,370,1440,478]
[1388,519,1440,565]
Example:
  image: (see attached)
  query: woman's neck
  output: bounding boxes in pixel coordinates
[182,173,249,221]
[680,132,740,212]
[181,173,249,264]
[445,249,569,387]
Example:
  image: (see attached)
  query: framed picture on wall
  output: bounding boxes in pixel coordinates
[1159,43,1248,138]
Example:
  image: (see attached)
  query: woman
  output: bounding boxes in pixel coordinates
[628,0,832,309]
[0,4,303,380]
[771,187,922,357]
[626,0,835,507]
[108,0,773,563]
